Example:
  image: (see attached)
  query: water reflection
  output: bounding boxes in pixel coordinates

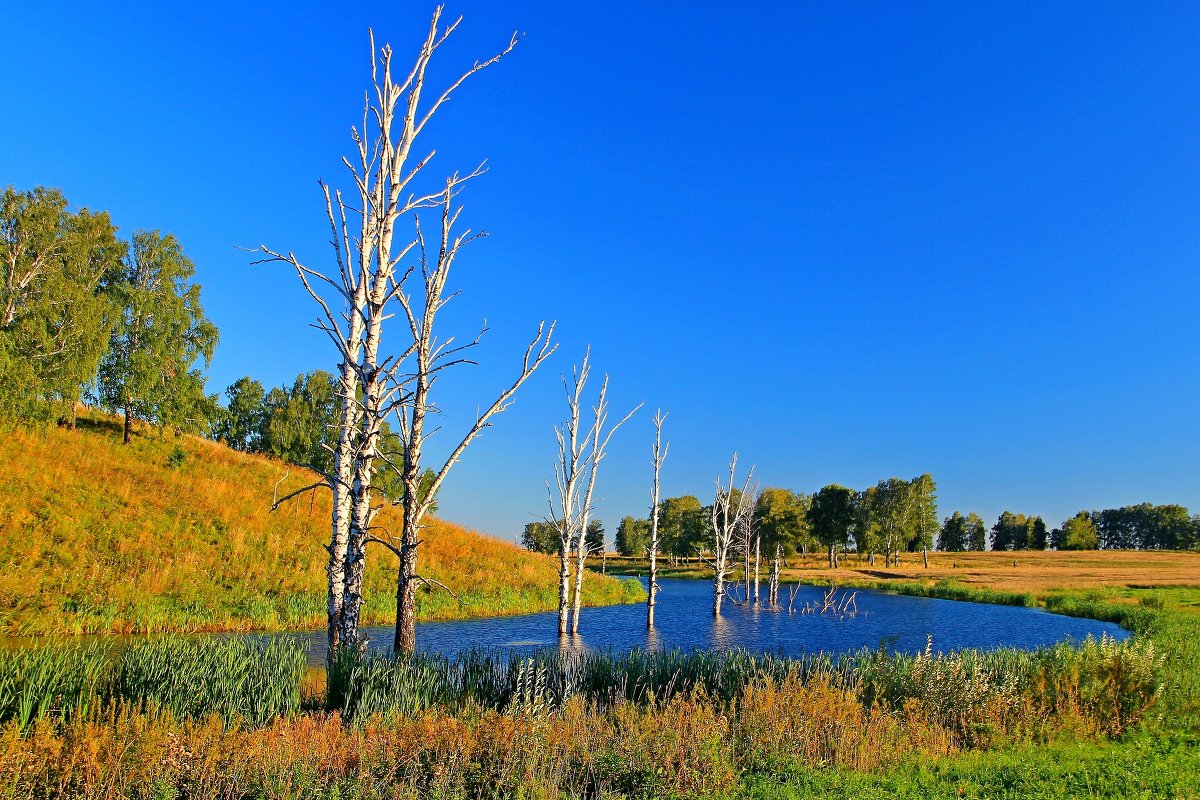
[708,613,735,650]
[336,578,1127,668]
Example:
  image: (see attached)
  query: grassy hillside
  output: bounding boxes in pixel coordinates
[0,411,642,635]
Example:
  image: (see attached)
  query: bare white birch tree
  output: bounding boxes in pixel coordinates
[570,380,640,634]
[547,356,590,637]
[767,543,781,606]
[646,410,668,629]
[738,483,759,606]
[701,454,755,616]
[263,182,367,654]
[752,529,761,606]
[547,350,639,636]
[259,8,553,654]
[386,179,556,653]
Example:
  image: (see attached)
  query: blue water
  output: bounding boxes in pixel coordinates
[290,578,1128,665]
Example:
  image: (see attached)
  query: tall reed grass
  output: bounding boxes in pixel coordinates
[0,636,305,731]
[324,635,1162,741]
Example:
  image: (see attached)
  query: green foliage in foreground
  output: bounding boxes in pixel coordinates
[737,582,1200,800]
[2,622,1164,743]
[0,636,305,731]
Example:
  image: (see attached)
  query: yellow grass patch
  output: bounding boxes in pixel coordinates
[0,411,640,635]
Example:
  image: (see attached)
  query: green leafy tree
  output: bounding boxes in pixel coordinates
[990,511,1029,551]
[1,186,125,426]
[939,511,969,552]
[1092,503,1194,550]
[865,477,912,567]
[260,371,338,472]
[521,521,559,554]
[755,488,810,558]
[1053,511,1099,550]
[214,376,266,451]
[1028,515,1048,550]
[658,495,705,560]
[908,473,938,567]
[850,488,877,563]
[585,519,606,554]
[615,516,650,556]
[1148,505,1193,550]
[96,230,218,443]
[966,512,987,551]
[809,484,857,568]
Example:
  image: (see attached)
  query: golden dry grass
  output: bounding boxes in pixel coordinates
[783,549,1200,595]
[0,410,641,635]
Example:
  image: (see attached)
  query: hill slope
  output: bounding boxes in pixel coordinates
[0,412,642,635]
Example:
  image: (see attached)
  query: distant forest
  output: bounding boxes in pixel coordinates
[524,477,1198,558]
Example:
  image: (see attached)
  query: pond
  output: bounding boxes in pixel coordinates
[288,578,1128,666]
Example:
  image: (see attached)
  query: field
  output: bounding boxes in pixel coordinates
[0,412,642,636]
[608,548,1200,594]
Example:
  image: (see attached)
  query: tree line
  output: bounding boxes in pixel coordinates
[937,504,1197,552]
[575,475,1198,564]
[581,474,940,569]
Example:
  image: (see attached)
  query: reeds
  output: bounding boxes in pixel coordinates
[0,641,111,732]
[0,636,306,730]
[115,636,306,726]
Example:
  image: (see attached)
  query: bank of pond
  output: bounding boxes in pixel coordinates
[0,579,1179,800]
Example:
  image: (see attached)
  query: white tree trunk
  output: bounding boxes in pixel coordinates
[647,410,667,628]
[707,455,754,617]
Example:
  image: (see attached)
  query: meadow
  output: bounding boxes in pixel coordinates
[0,412,642,636]
[0,575,1195,798]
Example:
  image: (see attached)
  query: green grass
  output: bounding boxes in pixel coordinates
[0,636,307,731]
[743,733,1200,800]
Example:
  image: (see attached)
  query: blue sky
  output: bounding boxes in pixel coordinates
[3,2,1198,543]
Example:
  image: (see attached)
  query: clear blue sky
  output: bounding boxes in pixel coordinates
[4,2,1198,543]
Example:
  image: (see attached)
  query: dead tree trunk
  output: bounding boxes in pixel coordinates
[738,485,758,604]
[547,352,639,637]
[646,410,668,629]
[569,370,639,635]
[549,356,589,636]
[261,10,551,656]
[768,543,781,606]
[753,533,761,606]
[742,522,752,605]
[122,402,132,444]
[703,455,754,616]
